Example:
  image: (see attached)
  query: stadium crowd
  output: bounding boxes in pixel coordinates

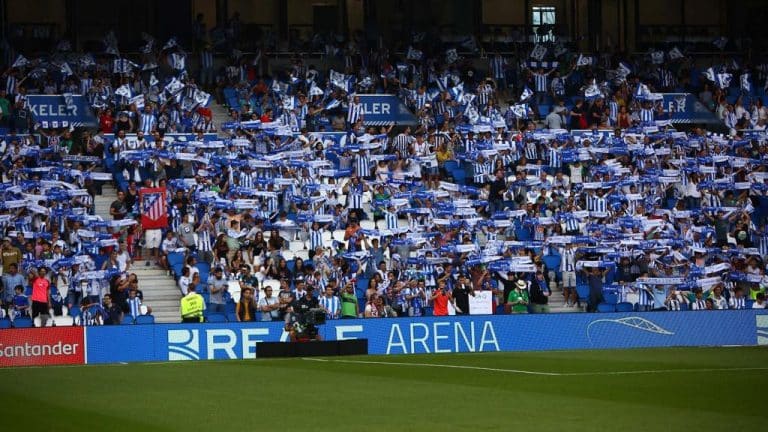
[1,21,768,327]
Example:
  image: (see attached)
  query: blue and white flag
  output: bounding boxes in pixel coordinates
[329,69,352,92]
[741,73,751,92]
[113,58,134,74]
[445,48,459,64]
[149,73,159,87]
[163,37,178,51]
[576,54,594,67]
[103,30,118,55]
[142,62,158,71]
[193,89,211,107]
[56,40,71,52]
[703,67,716,83]
[11,54,28,68]
[460,36,478,52]
[308,82,324,97]
[617,61,633,77]
[553,43,568,58]
[114,84,132,98]
[79,54,95,68]
[164,77,184,95]
[668,47,684,60]
[529,44,547,61]
[140,40,154,54]
[449,83,464,101]
[406,46,423,61]
[520,86,533,101]
[413,32,426,43]
[650,51,665,64]
[584,82,602,100]
[60,62,73,77]
[510,104,528,118]
[634,83,651,100]
[713,36,728,50]
[324,99,341,111]
[170,53,186,71]
[716,72,732,89]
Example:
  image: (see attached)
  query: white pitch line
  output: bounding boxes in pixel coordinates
[302,358,768,377]
[302,358,561,376]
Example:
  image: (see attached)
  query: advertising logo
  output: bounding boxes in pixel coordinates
[757,315,768,346]
[167,327,288,361]
[0,327,85,367]
[168,329,200,361]
[587,316,674,346]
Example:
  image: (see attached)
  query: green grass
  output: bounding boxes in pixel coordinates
[2,347,767,431]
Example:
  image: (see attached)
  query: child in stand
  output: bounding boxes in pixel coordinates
[12,285,30,320]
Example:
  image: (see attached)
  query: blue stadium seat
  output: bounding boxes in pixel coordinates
[603,291,619,305]
[172,264,184,278]
[121,315,135,324]
[451,168,467,185]
[597,303,616,313]
[168,252,185,269]
[206,313,227,323]
[13,317,33,328]
[0,318,11,329]
[575,284,590,306]
[197,262,211,277]
[443,160,459,175]
[615,302,634,312]
[225,301,236,314]
[135,315,155,325]
[69,305,81,318]
[226,312,238,322]
[746,299,755,309]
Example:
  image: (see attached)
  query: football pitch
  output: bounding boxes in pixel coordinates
[2,347,767,431]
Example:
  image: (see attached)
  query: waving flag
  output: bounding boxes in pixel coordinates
[329,69,352,92]
[445,48,459,64]
[193,89,211,107]
[149,73,159,87]
[520,86,533,101]
[703,67,716,83]
[113,58,134,74]
[529,44,547,61]
[140,187,168,229]
[142,62,158,71]
[741,73,751,92]
[324,99,341,111]
[650,51,665,64]
[11,55,29,68]
[716,72,732,89]
[668,47,684,60]
[584,82,602,100]
[617,61,633,77]
[162,37,178,51]
[103,30,118,55]
[553,43,568,58]
[60,62,73,77]
[56,40,71,52]
[712,36,728,50]
[164,77,184,95]
[170,53,186,71]
[308,82,324,97]
[79,54,95,68]
[114,84,132,98]
[407,46,424,61]
[576,54,594,67]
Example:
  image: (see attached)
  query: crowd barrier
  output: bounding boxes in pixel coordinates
[2,311,767,367]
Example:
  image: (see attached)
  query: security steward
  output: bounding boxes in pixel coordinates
[180,284,205,323]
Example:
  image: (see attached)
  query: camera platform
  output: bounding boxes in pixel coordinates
[255,339,368,358]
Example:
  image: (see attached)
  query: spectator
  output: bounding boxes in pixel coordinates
[235,287,257,322]
[207,266,228,313]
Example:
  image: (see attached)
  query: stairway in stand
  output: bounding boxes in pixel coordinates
[93,184,181,323]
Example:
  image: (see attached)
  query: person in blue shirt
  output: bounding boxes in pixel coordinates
[12,285,29,319]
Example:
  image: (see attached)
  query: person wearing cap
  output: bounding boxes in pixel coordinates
[1,236,21,274]
[506,279,530,314]
[207,266,228,313]
[180,283,205,323]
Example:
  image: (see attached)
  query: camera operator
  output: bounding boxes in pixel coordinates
[284,286,323,342]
